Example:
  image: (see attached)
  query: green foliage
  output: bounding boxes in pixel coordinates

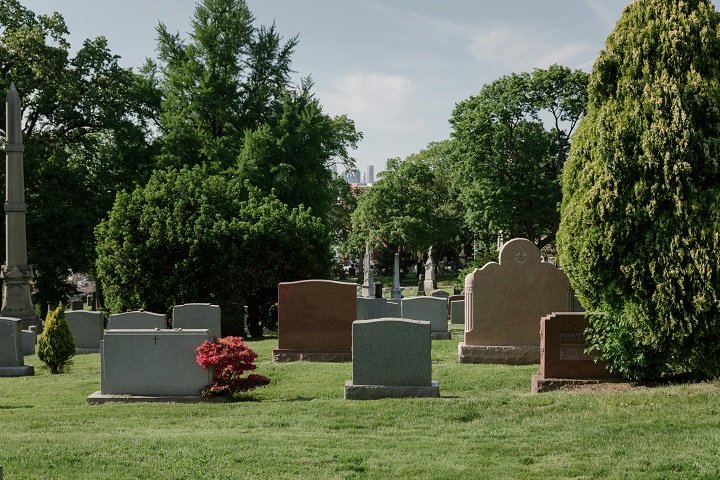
[557,0,720,379]
[348,141,464,257]
[95,166,332,337]
[450,65,588,249]
[0,0,159,311]
[37,305,75,374]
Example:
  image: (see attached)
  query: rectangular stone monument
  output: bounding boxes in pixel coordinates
[356,297,387,320]
[0,317,33,376]
[21,326,36,355]
[69,299,84,311]
[106,311,166,330]
[384,300,401,318]
[447,294,464,319]
[172,303,221,337]
[459,238,576,364]
[273,280,356,362]
[87,329,213,403]
[531,312,618,393]
[401,296,450,339]
[65,310,104,353]
[345,318,439,400]
[450,300,465,325]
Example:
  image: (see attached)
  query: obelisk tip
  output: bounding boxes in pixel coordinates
[6,82,21,144]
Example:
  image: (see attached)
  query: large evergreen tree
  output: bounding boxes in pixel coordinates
[557,0,720,379]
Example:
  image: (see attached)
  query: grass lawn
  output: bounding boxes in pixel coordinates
[2,324,720,479]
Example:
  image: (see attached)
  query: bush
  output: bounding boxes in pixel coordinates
[557,0,720,380]
[37,305,75,374]
[196,336,270,398]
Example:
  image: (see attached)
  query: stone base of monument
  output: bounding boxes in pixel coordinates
[458,342,539,364]
[0,365,34,377]
[431,330,452,340]
[530,374,624,393]
[87,391,226,404]
[272,349,351,362]
[344,380,440,400]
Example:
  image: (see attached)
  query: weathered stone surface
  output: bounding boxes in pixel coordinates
[401,296,448,334]
[344,380,440,400]
[352,318,432,386]
[460,238,574,364]
[65,310,104,353]
[107,311,166,330]
[540,312,613,378]
[356,297,388,320]
[273,279,356,362]
[172,303,221,337]
[0,316,33,376]
[99,329,212,396]
[450,300,465,325]
[21,327,36,355]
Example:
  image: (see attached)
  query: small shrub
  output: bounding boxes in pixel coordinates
[196,336,270,398]
[37,305,75,374]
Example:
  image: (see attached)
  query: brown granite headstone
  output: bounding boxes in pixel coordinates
[272,280,356,362]
[531,312,619,392]
[459,238,575,364]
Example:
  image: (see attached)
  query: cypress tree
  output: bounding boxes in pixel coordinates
[557,0,720,379]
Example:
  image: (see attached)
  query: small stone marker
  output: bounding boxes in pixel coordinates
[172,303,221,337]
[356,297,387,320]
[345,318,439,400]
[0,317,34,376]
[459,238,576,364]
[273,279,356,362]
[107,311,166,330]
[447,294,464,321]
[531,312,618,393]
[401,296,450,339]
[21,326,36,355]
[429,289,449,299]
[450,300,465,325]
[69,299,84,311]
[65,310,104,353]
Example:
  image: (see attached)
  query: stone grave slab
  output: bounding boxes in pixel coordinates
[401,296,450,339]
[0,317,34,376]
[345,318,439,400]
[459,238,575,364]
[172,303,221,337]
[531,312,620,393]
[356,297,387,320]
[107,311,166,330]
[65,310,104,353]
[273,280,356,362]
[21,326,36,355]
[88,328,213,403]
[450,300,465,325]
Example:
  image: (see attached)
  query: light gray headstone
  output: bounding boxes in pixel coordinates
[356,297,387,320]
[0,317,23,366]
[107,311,166,330]
[450,300,465,325]
[65,310,104,351]
[352,318,431,386]
[172,303,221,337]
[21,328,36,355]
[401,296,448,333]
[100,329,212,396]
[384,300,401,318]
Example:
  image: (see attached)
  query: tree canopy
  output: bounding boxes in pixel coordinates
[450,65,588,249]
[557,0,720,379]
[0,0,159,309]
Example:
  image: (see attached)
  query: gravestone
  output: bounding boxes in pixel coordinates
[401,296,450,339]
[447,294,464,320]
[361,243,375,298]
[391,252,402,299]
[172,303,221,337]
[107,311,166,330]
[450,300,465,325]
[88,329,213,403]
[273,280,356,362]
[531,312,619,392]
[423,246,437,292]
[21,325,36,355]
[0,317,34,376]
[65,310,104,353]
[384,300,401,318]
[69,300,84,311]
[356,297,387,320]
[344,318,439,400]
[459,238,575,364]
[430,289,449,299]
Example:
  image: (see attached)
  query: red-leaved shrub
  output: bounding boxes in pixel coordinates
[196,336,270,397]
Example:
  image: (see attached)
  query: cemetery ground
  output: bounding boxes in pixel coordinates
[2,325,720,479]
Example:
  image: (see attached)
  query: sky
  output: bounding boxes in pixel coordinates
[19,0,720,177]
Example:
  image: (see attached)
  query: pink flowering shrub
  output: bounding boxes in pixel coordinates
[196,336,270,398]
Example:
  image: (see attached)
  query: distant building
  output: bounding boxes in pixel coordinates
[367,165,374,184]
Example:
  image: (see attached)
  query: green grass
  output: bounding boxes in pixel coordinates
[2,325,720,479]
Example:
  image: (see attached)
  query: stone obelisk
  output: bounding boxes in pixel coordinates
[1,84,38,330]
[361,243,375,298]
[391,252,402,299]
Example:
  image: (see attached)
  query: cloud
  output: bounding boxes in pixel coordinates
[318,73,417,133]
